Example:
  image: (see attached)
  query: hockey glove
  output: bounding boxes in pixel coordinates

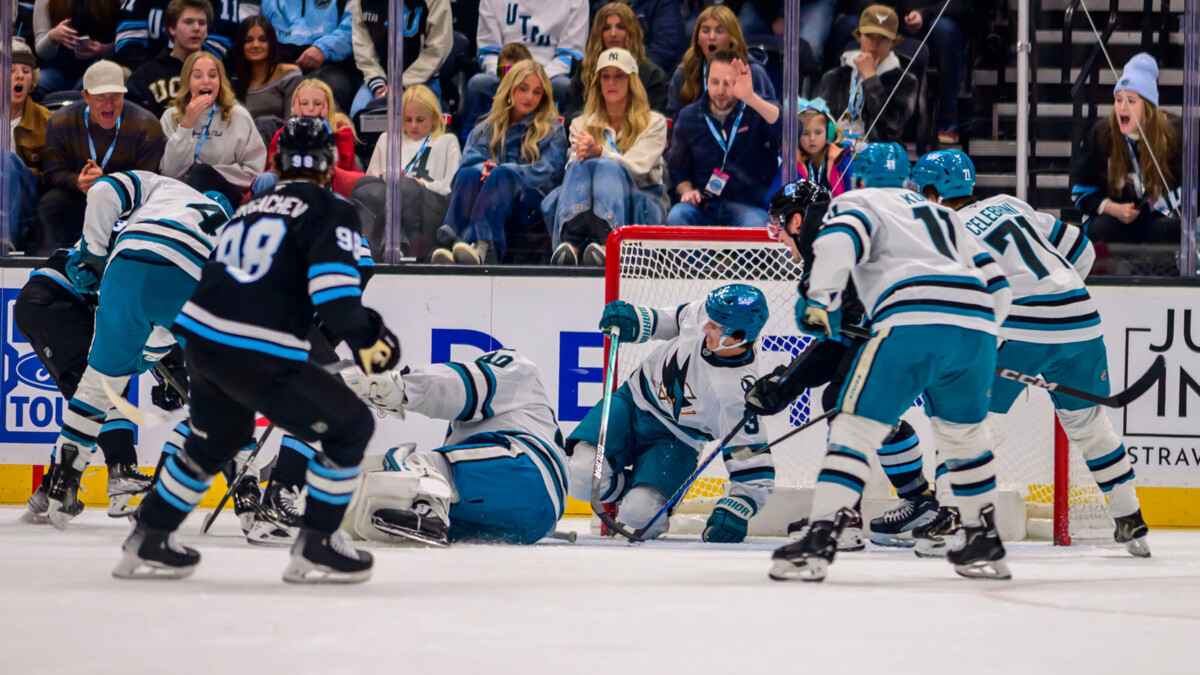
[339,364,406,419]
[796,297,841,338]
[150,354,189,411]
[355,308,401,375]
[703,497,752,543]
[745,365,799,417]
[65,247,106,294]
[599,301,655,343]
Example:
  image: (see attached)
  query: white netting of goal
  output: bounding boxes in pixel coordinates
[610,230,1113,541]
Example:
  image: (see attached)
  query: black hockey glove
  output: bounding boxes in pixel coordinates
[745,365,802,417]
[355,308,401,375]
[149,349,189,410]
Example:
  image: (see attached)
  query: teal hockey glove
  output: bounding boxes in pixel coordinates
[65,247,105,294]
[796,297,841,338]
[703,497,752,543]
[599,300,655,343]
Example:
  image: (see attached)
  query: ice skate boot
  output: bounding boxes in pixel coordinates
[913,505,962,558]
[283,528,374,584]
[786,509,864,552]
[371,499,450,548]
[107,463,153,517]
[22,464,57,524]
[47,445,86,531]
[246,483,303,547]
[1113,509,1150,558]
[769,508,856,582]
[113,523,200,579]
[869,493,938,547]
[946,505,1010,580]
[226,473,262,535]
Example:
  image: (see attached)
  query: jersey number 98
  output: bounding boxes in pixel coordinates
[215,217,287,284]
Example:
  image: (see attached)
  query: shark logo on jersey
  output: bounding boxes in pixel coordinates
[656,352,697,420]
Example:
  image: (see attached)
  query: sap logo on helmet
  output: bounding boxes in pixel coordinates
[737,296,756,306]
[885,159,896,170]
[15,352,58,392]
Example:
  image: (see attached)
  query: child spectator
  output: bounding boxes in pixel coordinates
[462,0,588,137]
[564,3,669,122]
[33,0,122,96]
[9,41,52,250]
[225,15,302,136]
[260,0,360,115]
[1070,53,1182,244]
[115,0,247,68]
[159,51,267,204]
[667,5,776,120]
[126,0,212,119]
[350,0,452,118]
[366,85,462,260]
[435,60,567,265]
[667,50,781,228]
[545,48,667,266]
[766,97,853,203]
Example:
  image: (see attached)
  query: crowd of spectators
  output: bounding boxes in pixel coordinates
[4,0,1183,262]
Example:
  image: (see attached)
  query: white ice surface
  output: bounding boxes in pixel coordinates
[2,507,1198,674]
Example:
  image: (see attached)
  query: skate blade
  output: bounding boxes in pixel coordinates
[370,516,449,548]
[1123,536,1151,558]
[914,538,949,558]
[107,493,144,518]
[768,558,828,583]
[112,552,196,580]
[869,532,916,548]
[238,512,258,536]
[837,528,865,552]
[47,500,80,531]
[282,558,372,584]
[19,509,49,525]
[246,522,297,548]
[953,558,1011,580]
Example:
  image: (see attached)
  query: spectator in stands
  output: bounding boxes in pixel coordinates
[435,60,568,265]
[126,0,212,120]
[260,0,360,116]
[625,0,686,76]
[115,0,246,69]
[33,0,122,97]
[365,85,462,260]
[667,5,776,121]
[766,97,853,203]
[159,51,266,204]
[38,60,165,253]
[462,0,588,138]
[545,48,667,266]
[349,0,452,118]
[564,3,668,122]
[9,41,51,250]
[225,14,302,141]
[667,49,780,228]
[816,4,916,147]
[722,0,836,59]
[1070,53,1182,245]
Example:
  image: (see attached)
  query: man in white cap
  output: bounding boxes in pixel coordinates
[37,60,166,254]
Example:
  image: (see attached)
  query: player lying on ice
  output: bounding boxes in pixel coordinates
[336,349,568,546]
[763,143,1016,582]
[565,284,775,542]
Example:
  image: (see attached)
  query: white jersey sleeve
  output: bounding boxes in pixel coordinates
[1040,216,1095,279]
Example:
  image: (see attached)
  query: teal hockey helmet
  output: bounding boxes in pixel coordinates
[706,284,769,342]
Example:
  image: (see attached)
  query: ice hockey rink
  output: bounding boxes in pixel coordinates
[3,508,1198,674]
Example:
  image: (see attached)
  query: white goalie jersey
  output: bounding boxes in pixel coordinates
[958,194,1102,344]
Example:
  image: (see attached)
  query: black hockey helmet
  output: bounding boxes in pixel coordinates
[277,116,337,175]
[767,180,830,243]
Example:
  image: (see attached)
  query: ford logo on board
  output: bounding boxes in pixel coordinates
[15,352,59,392]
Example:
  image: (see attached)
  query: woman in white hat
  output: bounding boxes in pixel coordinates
[543,48,668,266]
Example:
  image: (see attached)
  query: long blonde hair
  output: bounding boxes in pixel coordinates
[291,78,357,140]
[1105,98,1178,201]
[679,6,750,110]
[581,4,646,92]
[582,63,652,154]
[484,60,558,163]
[171,51,238,125]
[402,84,446,138]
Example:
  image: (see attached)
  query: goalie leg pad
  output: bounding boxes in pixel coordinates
[344,448,454,545]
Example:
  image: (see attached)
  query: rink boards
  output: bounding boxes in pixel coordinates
[0,265,1197,525]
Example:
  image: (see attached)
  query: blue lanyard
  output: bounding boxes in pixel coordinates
[1124,138,1145,198]
[404,135,431,174]
[804,160,824,186]
[603,130,621,154]
[704,103,745,169]
[847,72,865,120]
[193,106,217,162]
[84,106,122,170]
[703,61,708,93]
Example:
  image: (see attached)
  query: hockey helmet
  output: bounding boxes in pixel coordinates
[768,179,830,242]
[277,116,337,175]
[706,284,769,343]
[855,142,910,188]
[911,149,976,200]
[203,190,234,220]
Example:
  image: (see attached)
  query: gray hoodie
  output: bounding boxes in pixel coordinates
[160,103,268,191]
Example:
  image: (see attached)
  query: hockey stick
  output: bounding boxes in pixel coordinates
[200,423,276,534]
[589,327,647,541]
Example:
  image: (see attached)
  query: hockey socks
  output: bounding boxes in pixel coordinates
[303,455,361,532]
[1084,445,1138,518]
[139,450,215,532]
[945,450,997,527]
[811,414,890,522]
[275,436,318,490]
[877,421,928,500]
[97,414,138,467]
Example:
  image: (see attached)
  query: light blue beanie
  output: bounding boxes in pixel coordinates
[1113,53,1159,107]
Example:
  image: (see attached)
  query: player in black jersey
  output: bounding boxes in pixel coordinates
[115,117,400,584]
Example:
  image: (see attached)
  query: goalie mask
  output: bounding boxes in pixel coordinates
[706,284,769,347]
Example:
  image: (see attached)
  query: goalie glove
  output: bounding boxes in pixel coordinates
[703,497,752,543]
[65,247,106,294]
[796,296,841,339]
[355,308,401,375]
[339,364,406,419]
[598,300,655,343]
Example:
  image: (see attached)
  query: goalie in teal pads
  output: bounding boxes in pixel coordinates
[567,284,774,542]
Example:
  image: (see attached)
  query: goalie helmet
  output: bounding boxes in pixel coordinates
[911,149,976,200]
[767,180,830,242]
[706,284,769,342]
[277,116,337,175]
[855,142,910,188]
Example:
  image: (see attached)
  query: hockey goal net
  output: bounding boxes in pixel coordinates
[604,226,1113,544]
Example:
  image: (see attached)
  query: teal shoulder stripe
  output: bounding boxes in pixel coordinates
[446,362,477,421]
[476,361,498,419]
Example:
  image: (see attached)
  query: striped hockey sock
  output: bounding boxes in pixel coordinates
[1084,444,1138,518]
[97,414,138,467]
[303,456,361,532]
[140,451,215,531]
[877,422,928,500]
[811,444,872,522]
[276,436,319,489]
[945,451,997,527]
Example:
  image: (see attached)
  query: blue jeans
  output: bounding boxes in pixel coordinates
[542,159,665,247]
[6,152,40,249]
[736,0,835,57]
[462,72,571,141]
[442,164,545,260]
[350,79,442,118]
[35,67,84,99]
[667,200,769,228]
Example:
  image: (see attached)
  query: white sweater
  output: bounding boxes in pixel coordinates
[567,112,667,188]
[160,104,268,191]
[367,132,461,196]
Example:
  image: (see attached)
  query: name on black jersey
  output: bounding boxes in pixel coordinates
[234,194,311,220]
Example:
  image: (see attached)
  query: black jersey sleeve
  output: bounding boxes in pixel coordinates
[300,197,375,349]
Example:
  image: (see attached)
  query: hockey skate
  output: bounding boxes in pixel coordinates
[21,464,57,524]
[47,445,86,531]
[913,506,962,558]
[786,509,865,552]
[946,505,1010,580]
[222,471,263,535]
[870,494,938,547]
[107,463,153,518]
[371,500,450,548]
[283,528,374,584]
[113,523,200,580]
[246,483,304,547]
[1113,509,1151,558]
[769,508,856,582]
